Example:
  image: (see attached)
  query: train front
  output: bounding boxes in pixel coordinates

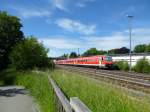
[104,56,113,68]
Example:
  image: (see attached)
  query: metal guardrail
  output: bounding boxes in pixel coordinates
[48,76,92,112]
[70,97,92,112]
[48,76,72,112]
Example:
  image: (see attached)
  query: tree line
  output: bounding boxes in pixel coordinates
[62,44,150,58]
[0,11,53,71]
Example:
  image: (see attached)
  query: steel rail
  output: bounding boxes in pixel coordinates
[65,67,150,87]
[98,69,150,81]
[59,65,150,81]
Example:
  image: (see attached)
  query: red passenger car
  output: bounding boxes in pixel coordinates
[55,55,113,68]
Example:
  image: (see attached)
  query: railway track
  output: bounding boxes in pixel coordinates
[56,65,150,94]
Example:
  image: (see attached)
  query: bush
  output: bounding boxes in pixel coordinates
[0,68,18,85]
[133,58,150,74]
[9,37,53,70]
[113,61,129,71]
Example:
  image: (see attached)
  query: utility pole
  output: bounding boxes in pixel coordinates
[78,48,80,57]
[127,15,133,71]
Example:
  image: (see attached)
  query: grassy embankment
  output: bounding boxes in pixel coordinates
[51,69,150,112]
[0,69,55,112]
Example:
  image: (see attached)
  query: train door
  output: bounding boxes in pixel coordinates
[99,57,102,67]
[99,57,105,68]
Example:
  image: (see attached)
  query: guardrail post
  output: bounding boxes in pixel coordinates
[49,75,93,112]
[70,97,92,112]
[48,76,73,112]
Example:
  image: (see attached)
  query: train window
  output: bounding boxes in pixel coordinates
[105,56,112,62]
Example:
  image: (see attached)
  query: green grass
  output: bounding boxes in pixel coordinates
[0,69,55,112]
[51,69,150,112]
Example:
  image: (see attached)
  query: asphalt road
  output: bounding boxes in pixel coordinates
[0,86,39,112]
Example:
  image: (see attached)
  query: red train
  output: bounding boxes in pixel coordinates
[55,55,113,68]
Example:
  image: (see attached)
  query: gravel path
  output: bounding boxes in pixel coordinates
[0,86,39,112]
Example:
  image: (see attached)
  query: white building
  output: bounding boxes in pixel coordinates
[111,53,150,66]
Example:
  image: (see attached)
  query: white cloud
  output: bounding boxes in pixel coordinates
[50,0,68,11]
[38,36,83,57]
[76,3,86,8]
[47,49,63,57]
[56,18,96,35]
[86,35,128,50]
[11,6,51,18]
[21,10,51,18]
[86,28,150,50]
[131,28,150,45]
[38,28,150,57]
[132,28,150,35]
[46,19,52,24]
[50,0,95,11]
[76,0,95,8]
[38,37,82,49]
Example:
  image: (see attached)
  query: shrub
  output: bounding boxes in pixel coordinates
[0,68,18,85]
[133,57,150,74]
[113,61,129,71]
[9,37,53,70]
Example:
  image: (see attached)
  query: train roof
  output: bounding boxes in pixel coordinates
[56,55,111,61]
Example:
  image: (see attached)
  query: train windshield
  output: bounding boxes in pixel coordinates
[105,56,112,62]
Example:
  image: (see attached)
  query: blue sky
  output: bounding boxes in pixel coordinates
[1,0,150,57]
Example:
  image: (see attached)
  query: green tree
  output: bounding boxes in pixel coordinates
[99,50,107,55]
[9,37,51,70]
[133,58,150,73]
[114,61,129,71]
[134,44,146,53]
[60,53,69,59]
[0,11,24,70]
[119,47,130,54]
[69,52,78,58]
[108,47,129,54]
[145,44,150,52]
[82,48,106,56]
[108,49,115,54]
